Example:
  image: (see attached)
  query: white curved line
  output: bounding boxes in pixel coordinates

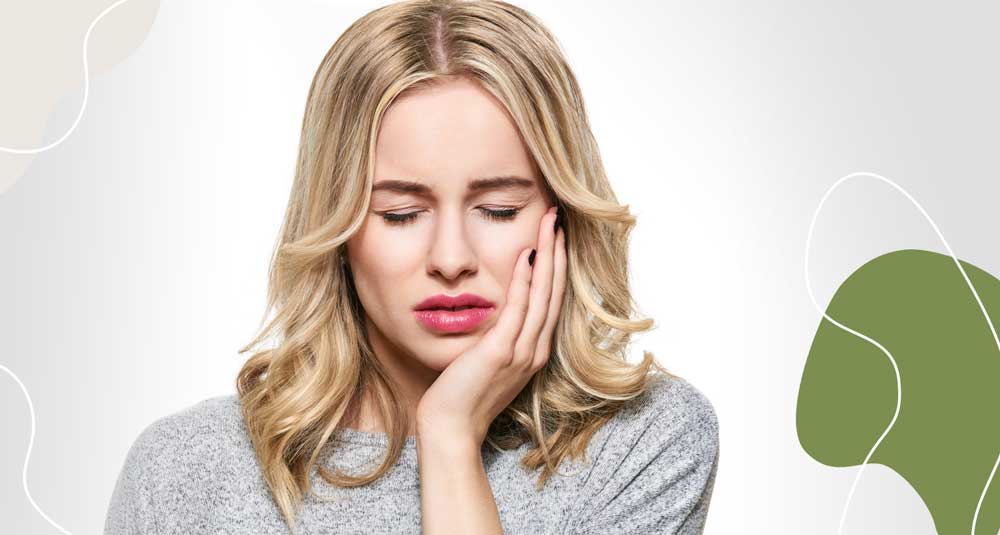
[1,364,73,534]
[804,171,1000,534]
[0,0,135,155]
[2,2,138,533]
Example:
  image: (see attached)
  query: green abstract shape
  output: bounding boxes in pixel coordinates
[797,248,1000,534]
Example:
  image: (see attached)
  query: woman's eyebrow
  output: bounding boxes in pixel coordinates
[372,175,536,196]
[468,175,535,192]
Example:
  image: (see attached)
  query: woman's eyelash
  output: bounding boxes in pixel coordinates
[380,208,520,226]
[481,207,519,221]
[381,211,420,225]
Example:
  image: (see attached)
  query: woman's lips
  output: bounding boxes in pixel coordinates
[413,306,495,334]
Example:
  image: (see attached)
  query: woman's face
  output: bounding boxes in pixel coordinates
[346,76,553,376]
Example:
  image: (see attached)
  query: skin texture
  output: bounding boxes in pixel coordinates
[344,75,568,533]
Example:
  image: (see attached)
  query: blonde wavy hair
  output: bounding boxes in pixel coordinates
[235,0,672,531]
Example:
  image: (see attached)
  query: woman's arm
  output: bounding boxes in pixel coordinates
[416,430,503,534]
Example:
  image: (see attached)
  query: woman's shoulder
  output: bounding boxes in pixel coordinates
[609,371,719,448]
[564,372,720,533]
[105,394,250,530]
[580,371,720,494]
[118,393,250,480]
[134,394,244,450]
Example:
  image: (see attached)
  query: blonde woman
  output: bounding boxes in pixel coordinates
[104,1,719,533]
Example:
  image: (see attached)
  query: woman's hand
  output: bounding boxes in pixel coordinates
[415,205,567,445]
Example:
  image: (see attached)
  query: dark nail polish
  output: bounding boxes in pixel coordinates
[528,249,536,266]
[553,208,561,232]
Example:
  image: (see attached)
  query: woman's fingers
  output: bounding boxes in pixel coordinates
[486,245,534,360]
[533,223,566,370]
[514,206,558,368]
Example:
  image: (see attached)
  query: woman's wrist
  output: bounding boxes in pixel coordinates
[416,424,502,534]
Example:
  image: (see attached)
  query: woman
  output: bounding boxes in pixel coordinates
[104,1,719,533]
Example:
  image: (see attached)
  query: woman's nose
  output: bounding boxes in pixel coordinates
[425,208,477,280]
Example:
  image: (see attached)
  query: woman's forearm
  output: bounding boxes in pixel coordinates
[416,430,504,534]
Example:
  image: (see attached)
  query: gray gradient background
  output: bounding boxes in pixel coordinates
[2,0,999,533]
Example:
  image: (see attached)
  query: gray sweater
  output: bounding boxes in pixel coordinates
[103,373,719,534]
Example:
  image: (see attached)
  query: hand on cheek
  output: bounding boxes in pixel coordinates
[415,205,567,445]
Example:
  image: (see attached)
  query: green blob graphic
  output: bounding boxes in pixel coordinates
[797,248,1000,534]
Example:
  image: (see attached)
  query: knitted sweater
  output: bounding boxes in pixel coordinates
[103,373,719,534]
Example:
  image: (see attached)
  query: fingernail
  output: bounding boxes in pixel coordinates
[553,207,561,232]
[528,249,537,266]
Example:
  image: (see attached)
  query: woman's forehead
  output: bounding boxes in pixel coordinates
[373,81,539,196]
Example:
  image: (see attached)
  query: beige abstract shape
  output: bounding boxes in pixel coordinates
[0,0,160,194]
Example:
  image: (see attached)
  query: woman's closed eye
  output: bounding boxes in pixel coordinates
[380,207,521,226]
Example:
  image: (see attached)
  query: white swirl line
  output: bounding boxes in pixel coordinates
[0,0,135,155]
[804,171,1000,534]
[2,1,136,533]
[1,363,74,534]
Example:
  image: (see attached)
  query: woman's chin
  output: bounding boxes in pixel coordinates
[413,338,480,370]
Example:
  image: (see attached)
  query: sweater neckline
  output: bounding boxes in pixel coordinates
[333,426,418,448]
[331,426,506,457]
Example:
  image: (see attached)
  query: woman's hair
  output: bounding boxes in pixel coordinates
[235,0,672,531]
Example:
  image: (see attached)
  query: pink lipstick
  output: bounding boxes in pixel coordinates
[413,293,496,334]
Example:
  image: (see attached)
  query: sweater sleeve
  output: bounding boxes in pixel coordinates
[568,375,720,534]
[103,416,173,535]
